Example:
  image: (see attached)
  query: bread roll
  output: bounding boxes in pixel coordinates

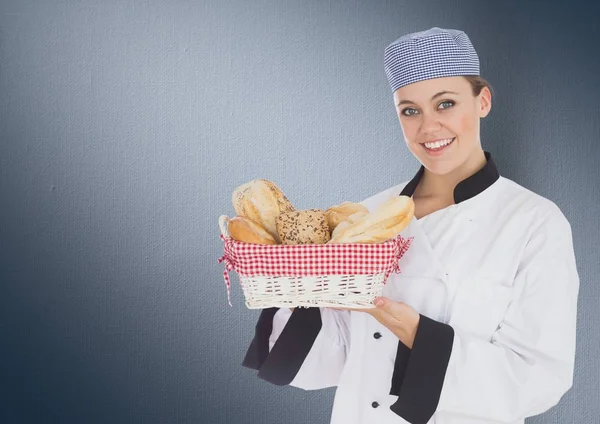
[324,201,369,232]
[232,179,295,243]
[330,220,351,240]
[346,211,368,224]
[330,211,368,240]
[228,216,277,245]
[327,195,414,244]
[276,209,330,245]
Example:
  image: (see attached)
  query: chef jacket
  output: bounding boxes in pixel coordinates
[241,151,580,424]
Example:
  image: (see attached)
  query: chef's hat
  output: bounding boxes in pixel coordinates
[384,27,480,93]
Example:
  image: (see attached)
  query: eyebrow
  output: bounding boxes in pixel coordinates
[395,91,460,107]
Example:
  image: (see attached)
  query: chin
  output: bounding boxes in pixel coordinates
[418,155,461,175]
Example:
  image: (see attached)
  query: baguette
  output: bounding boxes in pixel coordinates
[327,195,414,244]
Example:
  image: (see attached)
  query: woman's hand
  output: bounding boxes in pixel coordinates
[330,297,420,349]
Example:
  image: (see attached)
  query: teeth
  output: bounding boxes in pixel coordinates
[424,138,454,149]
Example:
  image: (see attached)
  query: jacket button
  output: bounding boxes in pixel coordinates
[371,401,379,408]
[373,332,382,339]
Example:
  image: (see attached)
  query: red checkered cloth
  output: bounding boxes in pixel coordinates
[217,233,413,306]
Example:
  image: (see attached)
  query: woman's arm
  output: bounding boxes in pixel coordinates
[387,207,579,423]
[242,306,351,390]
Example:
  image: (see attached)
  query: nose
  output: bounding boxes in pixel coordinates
[420,112,442,135]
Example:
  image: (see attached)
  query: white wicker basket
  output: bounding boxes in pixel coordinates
[234,272,387,310]
[218,215,411,309]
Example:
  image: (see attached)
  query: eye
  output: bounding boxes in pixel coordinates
[401,107,418,116]
[438,100,455,110]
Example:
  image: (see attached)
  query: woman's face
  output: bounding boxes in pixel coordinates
[393,76,491,176]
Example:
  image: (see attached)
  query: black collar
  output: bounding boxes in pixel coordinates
[399,151,500,204]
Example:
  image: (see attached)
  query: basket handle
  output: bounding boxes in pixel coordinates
[219,215,230,238]
[218,215,234,306]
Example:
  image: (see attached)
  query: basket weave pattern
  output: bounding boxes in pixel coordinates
[217,218,413,309]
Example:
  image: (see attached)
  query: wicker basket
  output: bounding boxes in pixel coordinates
[217,215,412,309]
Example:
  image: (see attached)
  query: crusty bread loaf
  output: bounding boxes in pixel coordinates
[228,216,277,245]
[276,209,330,245]
[232,179,295,243]
[262,180,296,215]
[324,201,369,232]
[327,195,414,244]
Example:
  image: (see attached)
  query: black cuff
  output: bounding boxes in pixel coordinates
[242,307,322,386]
[389,314,454,424]
[241,307,279,370]
[389,339,411,394]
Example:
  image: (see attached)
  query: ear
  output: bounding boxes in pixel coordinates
[478,86,492,118]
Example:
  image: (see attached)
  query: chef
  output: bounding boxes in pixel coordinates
[241,27,580,424]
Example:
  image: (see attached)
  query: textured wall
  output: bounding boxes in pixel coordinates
[1,0,598,423]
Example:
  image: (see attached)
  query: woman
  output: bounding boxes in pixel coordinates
[241,27,579,424]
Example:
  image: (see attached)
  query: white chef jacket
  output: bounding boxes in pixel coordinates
[241,151,579,424]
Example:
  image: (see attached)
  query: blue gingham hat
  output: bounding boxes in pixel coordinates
[384,27,479,93]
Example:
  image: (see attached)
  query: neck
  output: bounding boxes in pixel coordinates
[414,149,487,200]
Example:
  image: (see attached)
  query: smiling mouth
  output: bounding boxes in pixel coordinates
[422,137,455,152]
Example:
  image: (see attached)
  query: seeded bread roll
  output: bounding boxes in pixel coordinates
[228,216,277,245]
[232,179,295,243]
[276,209,330,245]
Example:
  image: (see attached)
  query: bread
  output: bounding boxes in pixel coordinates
[330,220,351,240]
[327,195,414,244]
[330,211,368,240]
[346,211,368,224]
[228,216,277,245]
[263,180,296,215]
[324,201,369,232]
[276,209,331,245]
[232,179,295,243]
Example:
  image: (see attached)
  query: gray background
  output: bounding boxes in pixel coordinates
[1,0,599,423]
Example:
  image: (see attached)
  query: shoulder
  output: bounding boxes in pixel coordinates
[359,180,410,212]
[496,176,572,235]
